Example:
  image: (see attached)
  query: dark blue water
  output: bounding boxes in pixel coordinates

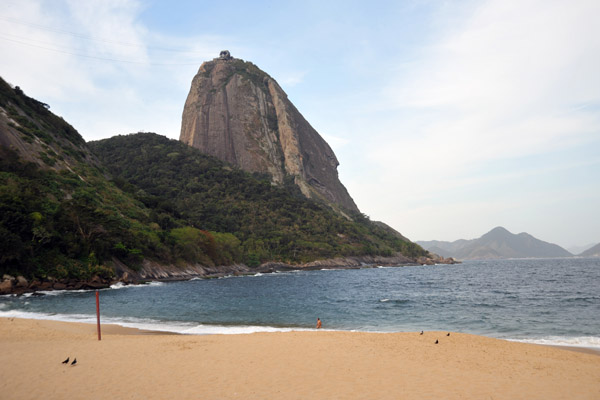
[1,258,599,347]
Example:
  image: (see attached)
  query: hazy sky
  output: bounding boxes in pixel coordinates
[1,0,599,249]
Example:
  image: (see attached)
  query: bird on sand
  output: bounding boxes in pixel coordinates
[420,331,424,335]
[447,333,450,336]
[71,358,77,366]
[61,357,69,364]
[435,340,439,344]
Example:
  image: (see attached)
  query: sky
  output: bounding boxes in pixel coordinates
[1,0,599,250]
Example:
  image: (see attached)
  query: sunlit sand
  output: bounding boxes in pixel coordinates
[1,317,598,399]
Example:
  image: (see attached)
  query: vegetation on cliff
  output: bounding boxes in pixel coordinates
[0,77,145,280]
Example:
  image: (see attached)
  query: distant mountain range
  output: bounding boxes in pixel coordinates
[418,227,577,260]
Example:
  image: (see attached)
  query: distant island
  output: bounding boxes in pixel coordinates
[418,226,578,260]
[579,243,600,258]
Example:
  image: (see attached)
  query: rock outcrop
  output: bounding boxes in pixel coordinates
[180,52,358,213]
[0,79,98,172]
[0,274,112,295]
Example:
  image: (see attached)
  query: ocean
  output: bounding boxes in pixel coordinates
[1,258,599,348]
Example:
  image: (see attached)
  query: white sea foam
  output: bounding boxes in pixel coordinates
[108,281,164,290]
[380,299,390,302]
[0,309,313,335]
[269,270,303,277]
[178,325,313,335]
[0,282,164,298]
[36,289,94,296]
[508,336,600,349]
[0,309,99,324]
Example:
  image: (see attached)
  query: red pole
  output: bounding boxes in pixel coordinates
[96,290,101,341]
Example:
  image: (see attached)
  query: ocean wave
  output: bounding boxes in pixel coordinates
[271,271,300,276]
[0,309,314,335]
[36,288,96,296]
[0,281,166,298]
[178,325,313,335]
[0,309,99,324]
[109,281,164,290]
[379,298,410,304]
[563,296,600,303]
[508,336,600,349]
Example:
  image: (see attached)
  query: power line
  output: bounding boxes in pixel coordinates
[0,35,203,66]
[0,15,201,53]
[1,31,90,52]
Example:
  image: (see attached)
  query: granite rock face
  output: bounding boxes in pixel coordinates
[180,53,358,213]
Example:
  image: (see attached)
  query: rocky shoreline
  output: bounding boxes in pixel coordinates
[1,253,458,296]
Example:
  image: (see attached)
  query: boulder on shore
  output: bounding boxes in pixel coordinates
[15,276,28,288]
[0,279,13,294]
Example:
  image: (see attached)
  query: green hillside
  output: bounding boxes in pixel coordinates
[0,78,152,280]
[89,132,426,265]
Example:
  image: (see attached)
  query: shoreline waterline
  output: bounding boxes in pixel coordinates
[2,313,599,355]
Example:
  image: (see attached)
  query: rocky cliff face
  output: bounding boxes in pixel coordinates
[180,52,358,213]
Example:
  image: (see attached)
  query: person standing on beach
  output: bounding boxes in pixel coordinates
[316,318,322,329]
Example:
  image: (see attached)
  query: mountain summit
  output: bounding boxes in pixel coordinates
[180,51,358,213]
[418,226,572,260]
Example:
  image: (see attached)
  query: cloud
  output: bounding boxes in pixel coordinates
[378,0,600,170]
[278,70,308,87]
[361,0,599,188]
[322,133,349,152]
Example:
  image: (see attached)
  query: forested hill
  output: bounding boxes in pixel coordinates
[0,77,151,282]
[89,132,426,265]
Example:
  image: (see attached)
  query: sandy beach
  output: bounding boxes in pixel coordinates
[0,318,598,399]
